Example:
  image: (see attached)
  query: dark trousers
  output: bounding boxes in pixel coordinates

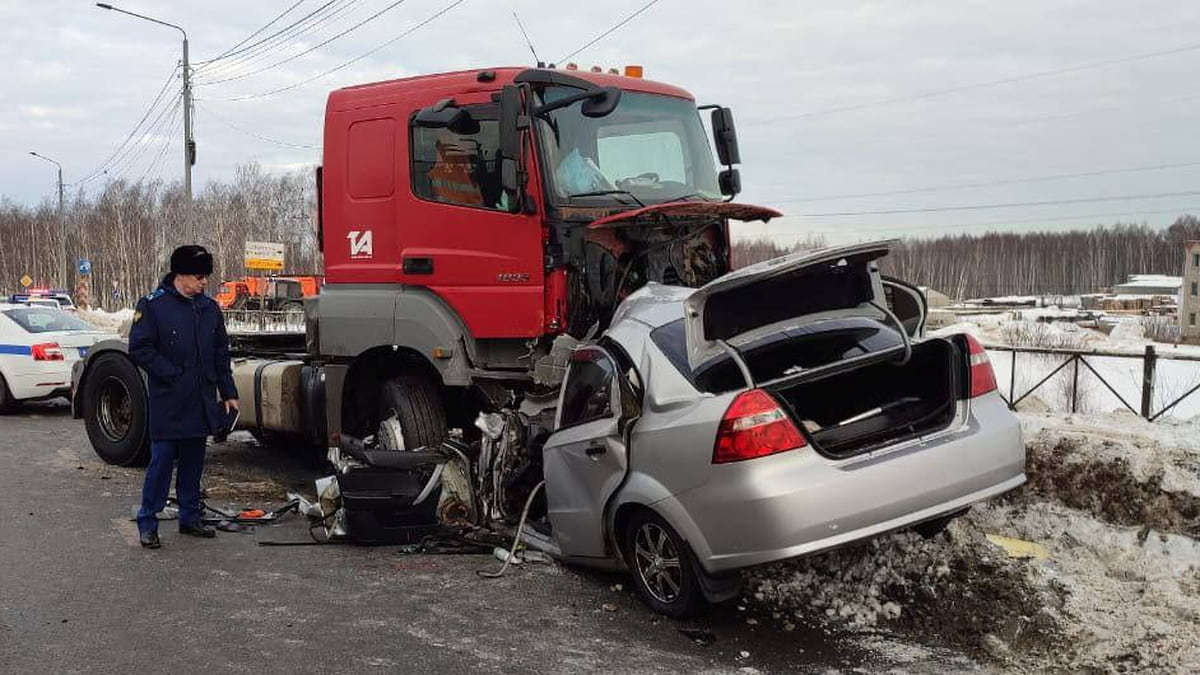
[136,438,207,534]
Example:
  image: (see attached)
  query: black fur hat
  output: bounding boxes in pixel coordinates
[169,245,214,276]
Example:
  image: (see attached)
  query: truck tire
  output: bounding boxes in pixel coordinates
[625,511,702,617]
[82,354,150,466]
[379,376,446,450]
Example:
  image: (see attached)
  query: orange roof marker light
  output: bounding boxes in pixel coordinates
[565,62,579,71]
[624,65,644,78]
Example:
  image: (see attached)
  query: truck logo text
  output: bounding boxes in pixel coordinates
[347,230,373,259]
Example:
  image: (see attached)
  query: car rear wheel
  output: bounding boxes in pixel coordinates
[625,511,702,617]
[83,354,150,466]
[0,373,14,413]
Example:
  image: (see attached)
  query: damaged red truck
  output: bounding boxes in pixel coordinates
[72,66,1021,615]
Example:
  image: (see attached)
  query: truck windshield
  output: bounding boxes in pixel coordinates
[536,89,721,207]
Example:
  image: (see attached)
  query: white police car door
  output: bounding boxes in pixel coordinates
[542,345,631,559]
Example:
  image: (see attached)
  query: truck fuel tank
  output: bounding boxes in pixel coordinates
[231,359,307,435]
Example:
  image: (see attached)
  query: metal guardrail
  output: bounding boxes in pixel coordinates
[984,343,1200,421]
[223,308,305,335]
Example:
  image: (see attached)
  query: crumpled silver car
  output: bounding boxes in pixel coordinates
[525,240,1025,615]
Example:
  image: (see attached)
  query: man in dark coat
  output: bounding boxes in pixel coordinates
[130,245,239,548]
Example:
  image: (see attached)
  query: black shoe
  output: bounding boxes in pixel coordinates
[140,531,161,549]
[179,523,216,538]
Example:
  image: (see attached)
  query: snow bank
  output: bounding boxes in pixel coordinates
[78,308,134,335]
[745,411,1200,671]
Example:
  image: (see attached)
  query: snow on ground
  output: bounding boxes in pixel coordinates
[745,411,1200,672]
[77,308,134,335]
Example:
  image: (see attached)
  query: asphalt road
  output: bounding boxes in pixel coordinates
[0,400,927,674]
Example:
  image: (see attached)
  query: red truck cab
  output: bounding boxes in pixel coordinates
[314,65,771,442]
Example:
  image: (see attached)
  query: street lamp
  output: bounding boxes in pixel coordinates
[28,151,63,214]
[96,3,194,206]
[29,151,69,288]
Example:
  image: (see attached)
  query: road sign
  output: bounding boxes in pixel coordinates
[244,241,285,271]
[78,259,92,276]
[20,274,32,288]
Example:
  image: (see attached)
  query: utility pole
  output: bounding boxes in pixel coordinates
[96,3,193,206]
[29,151,67,286]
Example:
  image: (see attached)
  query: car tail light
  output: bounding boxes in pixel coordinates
[31,342,65,361]
[964,334,997,398]
[713,389,806,464]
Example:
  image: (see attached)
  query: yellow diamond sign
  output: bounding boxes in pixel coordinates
[20,274,32,288]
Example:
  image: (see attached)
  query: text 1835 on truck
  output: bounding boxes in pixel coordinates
[71,66,1024,615]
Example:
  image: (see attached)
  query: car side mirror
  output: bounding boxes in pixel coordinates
[711,107,740,166]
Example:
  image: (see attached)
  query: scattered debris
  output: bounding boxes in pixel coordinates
[678,628,716,646]
[985,534,1049,560]
[601,603,617,613]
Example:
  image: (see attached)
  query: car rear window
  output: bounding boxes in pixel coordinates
[651,315,904,393]
[2,307,94,333]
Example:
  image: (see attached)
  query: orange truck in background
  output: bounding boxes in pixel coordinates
[216,276,322,311]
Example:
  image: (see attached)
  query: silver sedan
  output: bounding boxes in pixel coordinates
[536,241,1025,615]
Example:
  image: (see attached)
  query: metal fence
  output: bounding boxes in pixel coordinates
[984,344,1200,421]
[223,308,306,335]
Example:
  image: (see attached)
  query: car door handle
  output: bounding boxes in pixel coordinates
[585,443,607,457]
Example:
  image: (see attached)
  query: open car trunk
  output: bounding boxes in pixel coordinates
[767,337,962,458]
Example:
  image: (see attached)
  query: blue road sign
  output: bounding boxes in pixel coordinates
[78,259,91,276]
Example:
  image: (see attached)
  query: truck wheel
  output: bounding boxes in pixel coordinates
[82,354,150,466]
[0,373,14,413]
[379,376,446,450]
[625,511,702,617]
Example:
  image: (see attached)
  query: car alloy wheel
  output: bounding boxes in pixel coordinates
[633,521,684,604]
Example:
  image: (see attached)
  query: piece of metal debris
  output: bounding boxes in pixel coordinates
[985,533,1049,559]
[678,628,716,646]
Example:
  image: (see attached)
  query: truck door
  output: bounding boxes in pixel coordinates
[542,346,633,558]
[404,101,545,339]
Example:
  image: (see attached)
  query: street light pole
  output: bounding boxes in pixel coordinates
[30,151,68,286]
[96,3,193,207]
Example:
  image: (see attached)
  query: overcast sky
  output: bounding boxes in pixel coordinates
[2,0,1199,244]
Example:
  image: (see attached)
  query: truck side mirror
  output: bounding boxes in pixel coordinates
[718,168,741,197]
[581,87,622,118]
[414,98,478,134]
[499,85,522,207]
[711,107,740,166]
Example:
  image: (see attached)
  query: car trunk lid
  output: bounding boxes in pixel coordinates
[683,240,897,373]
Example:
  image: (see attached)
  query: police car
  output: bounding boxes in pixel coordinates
[0,302,119,410]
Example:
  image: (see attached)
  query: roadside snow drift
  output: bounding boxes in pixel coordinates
[747,411,1200,672]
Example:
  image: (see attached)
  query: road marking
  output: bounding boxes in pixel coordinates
[111,517,141,547]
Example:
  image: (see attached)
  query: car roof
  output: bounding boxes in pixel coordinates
[608,283,693,330]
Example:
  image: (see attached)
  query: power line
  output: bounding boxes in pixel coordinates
[196,0,366,82]
[197,102,320,149]
[792,190,1200,218]
[757,39,1200,123]
[559,0,662,64]
[765,205,1200,237]
[74,66,181,186]
[105,94,184,182]
[139,105,185,184]
[200,0,414,86]
[774,160,1200,204]
[196,0,341,67]
[216,0,467,102]
[202,0,310,64]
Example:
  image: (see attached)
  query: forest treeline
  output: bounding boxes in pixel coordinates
[3,166,1197,307]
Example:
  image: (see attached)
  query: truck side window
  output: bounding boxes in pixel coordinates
[410,106,505,210]
[559,351,617,428]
